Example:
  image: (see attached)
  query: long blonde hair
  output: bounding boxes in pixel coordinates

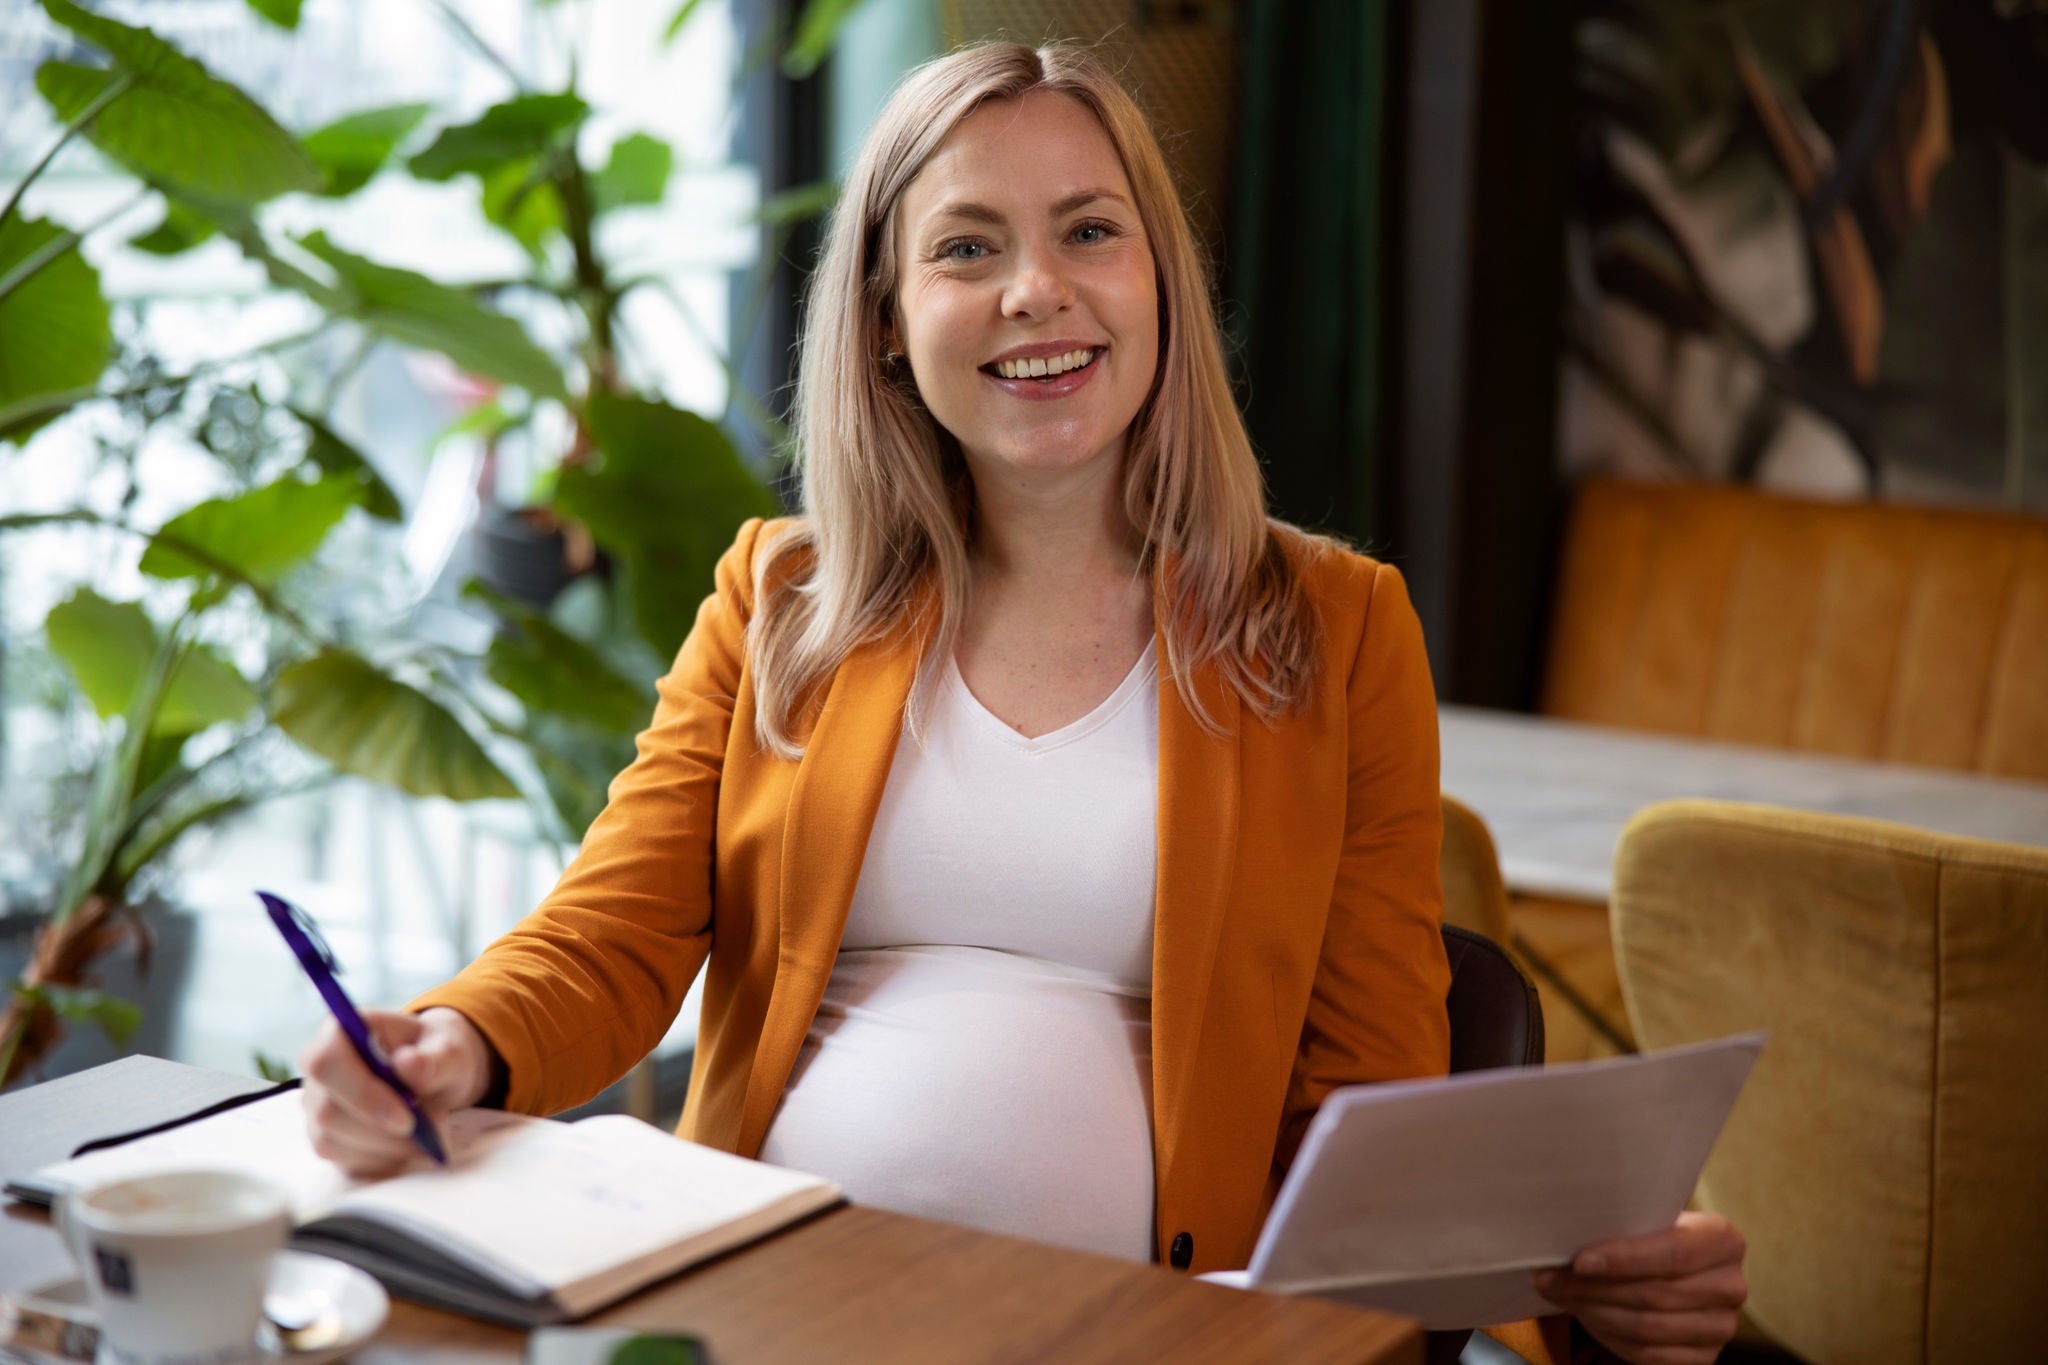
[750,41,1325,757]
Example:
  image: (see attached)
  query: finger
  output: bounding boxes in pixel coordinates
[1533,1263,1748,1312]
[389,1020,469,1108]
[302,1084,418,1176]
[1554,1302,1739,1350]
[301,1026,416,1139]
[366,1008,426,1056]
[1571,1213,1745,1279]
[306,1115,416,1179]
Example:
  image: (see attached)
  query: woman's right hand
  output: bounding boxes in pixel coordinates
[298,1006,492,1178]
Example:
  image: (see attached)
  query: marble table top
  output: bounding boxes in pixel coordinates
[1438,705,2048,903]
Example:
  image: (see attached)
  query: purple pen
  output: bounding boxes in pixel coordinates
[259,890,447,1165]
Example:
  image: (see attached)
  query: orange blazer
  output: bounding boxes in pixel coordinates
[413,516,1453,1276]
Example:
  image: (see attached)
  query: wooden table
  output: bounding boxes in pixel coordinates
[0,1066,1419,1365]
[1439,704,2048,904]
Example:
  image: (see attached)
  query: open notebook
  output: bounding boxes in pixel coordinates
[9,1090,841,1327]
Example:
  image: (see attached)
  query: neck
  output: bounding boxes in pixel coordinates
[965,451,1143,589]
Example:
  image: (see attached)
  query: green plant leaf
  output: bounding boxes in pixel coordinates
[36,0,321,200]
[139,472,361,583]
[294,231,569,400]
[554,393,779,657]
[480,158,565,256]
[11,983,142,1046]
[464,581,655,736]
[783,0,871,80]
[59,627,186,919]
[289,406,401,519]
[301,102,431,197]
[129,197,217,255]
[664,0,712,46]
[45,589,258,734]
[751,179,839,228]
[607,1336,703,1365]
[241,0,303,31]
[0,214,110,438]
[271,651,519,801]
[409,93,590,182]
[593,133,674,213]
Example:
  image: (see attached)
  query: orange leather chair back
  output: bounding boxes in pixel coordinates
[1542,480,2048,780]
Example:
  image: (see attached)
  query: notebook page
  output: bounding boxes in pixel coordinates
[28,1090,540,1222]
[332,1113,837,1292]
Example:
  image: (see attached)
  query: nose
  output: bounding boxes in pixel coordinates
[1000,244,1075,320]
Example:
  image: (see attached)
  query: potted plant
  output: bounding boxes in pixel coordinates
[0,0,826,1083]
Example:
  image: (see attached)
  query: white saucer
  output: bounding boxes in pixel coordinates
[13,1249,387,1364]
[257,1250,390,1362]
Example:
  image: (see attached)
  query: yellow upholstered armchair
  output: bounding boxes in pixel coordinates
[1438,793,1512,946]
[1610,800,2048,1364]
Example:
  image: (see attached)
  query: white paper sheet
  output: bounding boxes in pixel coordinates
[1203,1034,1764,1329]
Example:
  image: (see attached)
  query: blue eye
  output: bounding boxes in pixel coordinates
[939,238,989,261]
[1073,220,1119,245]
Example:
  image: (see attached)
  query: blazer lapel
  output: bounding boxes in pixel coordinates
[1150,597,1242,1183]
[737,622,922,1154]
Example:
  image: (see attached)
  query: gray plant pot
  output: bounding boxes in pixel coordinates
[0,902,198,1087]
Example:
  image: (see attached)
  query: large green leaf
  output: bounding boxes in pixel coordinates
[139,472,360,583]
[240,0,302,31]
[464,581,654,736]
[593,133,674,213]
[295,232,569,400]
[0,215,110,433]
[409,93,590,182]
[290,407,401,520]
[36,0,320,200]
[129,198,217,255]
[480,158,565,256]
[45,590,258,735]
[301,103,430,197]
[783,0,871,80]
[554,394,779,656]
[271,652,518,801]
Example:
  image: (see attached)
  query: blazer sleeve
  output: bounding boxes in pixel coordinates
[409,516,768,1116]
[1277,558,1452,1168]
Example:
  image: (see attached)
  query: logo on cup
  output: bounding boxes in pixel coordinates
[93,1243,136,1296]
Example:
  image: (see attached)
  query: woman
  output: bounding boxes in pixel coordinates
[301,42,1745,1364]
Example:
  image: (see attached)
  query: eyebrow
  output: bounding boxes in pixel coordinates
[926,188,1133,229]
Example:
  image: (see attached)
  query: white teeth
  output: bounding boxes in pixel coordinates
[995,348,1097,379]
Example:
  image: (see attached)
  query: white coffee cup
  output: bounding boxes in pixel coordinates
[55,1169,290,1365]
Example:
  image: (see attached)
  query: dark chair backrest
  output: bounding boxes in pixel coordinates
[1442,924,1544,1073]
[1429,926,1547,1364]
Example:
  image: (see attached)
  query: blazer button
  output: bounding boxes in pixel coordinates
[1169,1232,1194,1269]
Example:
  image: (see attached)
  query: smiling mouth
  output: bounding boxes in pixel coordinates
[981,347,1103,382]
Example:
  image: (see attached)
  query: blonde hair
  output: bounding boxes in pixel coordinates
[750,40,1326,757]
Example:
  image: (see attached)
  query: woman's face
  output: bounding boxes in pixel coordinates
[892,89,1159,492]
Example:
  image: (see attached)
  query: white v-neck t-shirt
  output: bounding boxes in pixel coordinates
[757,640,1161,1261]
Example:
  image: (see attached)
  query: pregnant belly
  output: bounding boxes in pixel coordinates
[757,945,1157,1262]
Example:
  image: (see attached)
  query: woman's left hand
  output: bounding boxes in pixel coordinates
[1531,1210,1748,1365]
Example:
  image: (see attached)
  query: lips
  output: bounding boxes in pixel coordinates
[979,346,1105,401]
